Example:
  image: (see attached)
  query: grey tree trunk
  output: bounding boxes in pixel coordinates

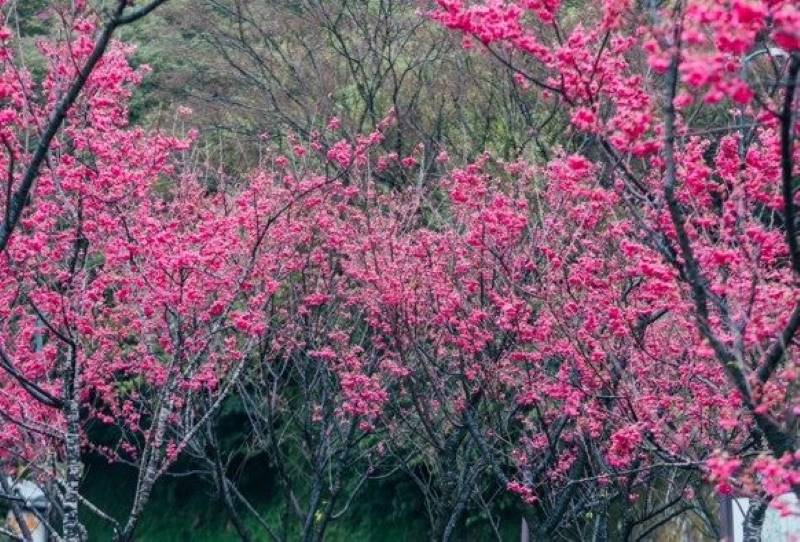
[742,498,768,542]
[62,396,84,541]
[117,390,175,542]
[592,506,608,542]
[62,344,84,542]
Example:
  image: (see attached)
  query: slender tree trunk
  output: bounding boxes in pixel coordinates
[211,436,252,542]
[592,504,608,542]
[430,506,445,542]
[221,479,252,542]
[441,487,471,542]
[301,474,323,542]
[62,346,84,542]
[62,396,83,541]
[117,393,174,542]
[442,461,483,542]
[742,498,767,542]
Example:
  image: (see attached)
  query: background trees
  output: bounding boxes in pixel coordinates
[124,0,565,175]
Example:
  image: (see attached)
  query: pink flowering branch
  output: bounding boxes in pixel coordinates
[0,0,171,254]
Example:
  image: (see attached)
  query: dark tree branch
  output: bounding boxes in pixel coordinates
[779,55,800,275]
[757,300,800,384]
[0,344,63,408]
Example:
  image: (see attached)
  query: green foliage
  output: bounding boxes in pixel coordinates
[12,0,50,36]
[78,455,520,541]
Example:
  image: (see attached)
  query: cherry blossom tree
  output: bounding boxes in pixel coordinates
[348,149,720,539]
[174,119,423,542]
[0,3,288,540]
[430,0,800,537]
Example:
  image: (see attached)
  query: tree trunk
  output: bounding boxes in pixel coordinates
[520,517,529,542]
[209,435,251,542]
[62,345,84,542]
[221,479,252,542]
[742,498,767,542]
[592,505,608,542]
[117,384,175,542]
[62,397,84,542]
